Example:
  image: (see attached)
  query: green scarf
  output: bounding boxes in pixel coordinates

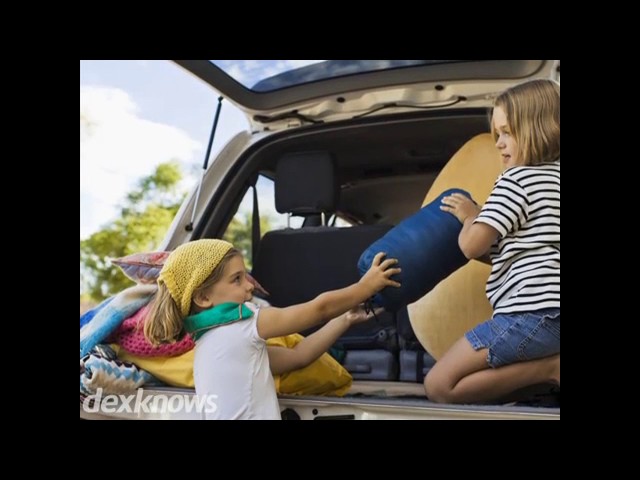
[184,302,254,341]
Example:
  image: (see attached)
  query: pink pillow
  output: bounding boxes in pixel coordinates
[113,305,196,357]
[112,250,270,297]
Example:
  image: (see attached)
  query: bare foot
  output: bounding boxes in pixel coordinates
[550,354,560,386]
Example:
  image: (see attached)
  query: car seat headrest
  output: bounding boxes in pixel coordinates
[275,151,338,216]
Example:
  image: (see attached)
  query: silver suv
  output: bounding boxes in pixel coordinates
[81,60,560,420]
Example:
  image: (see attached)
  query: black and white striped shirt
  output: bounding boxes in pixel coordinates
[474,161,560,315]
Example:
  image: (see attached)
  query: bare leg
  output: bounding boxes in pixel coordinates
[425,336,560,404]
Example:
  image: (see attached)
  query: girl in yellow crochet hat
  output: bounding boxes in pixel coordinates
[144,238,400,420]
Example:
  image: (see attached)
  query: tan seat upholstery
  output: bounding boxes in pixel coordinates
[407,133,503,359]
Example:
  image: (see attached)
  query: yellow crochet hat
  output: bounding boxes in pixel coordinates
[158,239,234,317]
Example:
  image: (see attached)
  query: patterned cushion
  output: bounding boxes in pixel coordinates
[112,251,171,284]
[112,250,270,297]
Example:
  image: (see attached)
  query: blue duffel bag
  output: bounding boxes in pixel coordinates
[357,188,474,312]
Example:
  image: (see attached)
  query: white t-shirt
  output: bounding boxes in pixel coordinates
[193,304,280,420]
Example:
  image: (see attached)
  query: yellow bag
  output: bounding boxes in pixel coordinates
[112,333,352,396]
[268,334,352,396]
[112,344,195,387]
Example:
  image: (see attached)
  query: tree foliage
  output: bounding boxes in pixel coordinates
[80,161,184,301]
[81,162,275,302]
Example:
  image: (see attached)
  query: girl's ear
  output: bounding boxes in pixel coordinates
[193,290,215,309]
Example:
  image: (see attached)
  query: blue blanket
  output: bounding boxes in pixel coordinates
[80,284,157,358]
[80,296,114,328]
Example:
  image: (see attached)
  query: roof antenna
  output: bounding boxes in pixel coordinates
[186,96,224,232]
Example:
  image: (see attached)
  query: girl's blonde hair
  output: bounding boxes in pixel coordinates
[144,248,241,345]
[491,79,560,166]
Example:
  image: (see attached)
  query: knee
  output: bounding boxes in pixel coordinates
[424,370,454,404]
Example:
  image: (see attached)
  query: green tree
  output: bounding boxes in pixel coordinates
[81,163,275,303]
[80,161,185,301]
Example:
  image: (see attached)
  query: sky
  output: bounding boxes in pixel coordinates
[80,60,328,241]
[80,60,250,240]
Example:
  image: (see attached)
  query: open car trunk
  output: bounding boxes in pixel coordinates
[81,61,560,419]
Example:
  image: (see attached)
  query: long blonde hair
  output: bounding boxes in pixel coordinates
[491,79,560,166]
[144,248,241,345]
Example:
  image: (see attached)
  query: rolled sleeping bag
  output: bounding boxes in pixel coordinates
[357,188,474,312]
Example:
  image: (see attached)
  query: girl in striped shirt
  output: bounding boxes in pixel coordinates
[425,79,560,404]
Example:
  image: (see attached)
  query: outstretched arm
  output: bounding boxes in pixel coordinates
[267,305,383,375]
[257,252,400,340]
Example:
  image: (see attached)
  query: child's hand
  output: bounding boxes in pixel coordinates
[360,252,401,295]
[440,193,481,224]
[345,304,385,326]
